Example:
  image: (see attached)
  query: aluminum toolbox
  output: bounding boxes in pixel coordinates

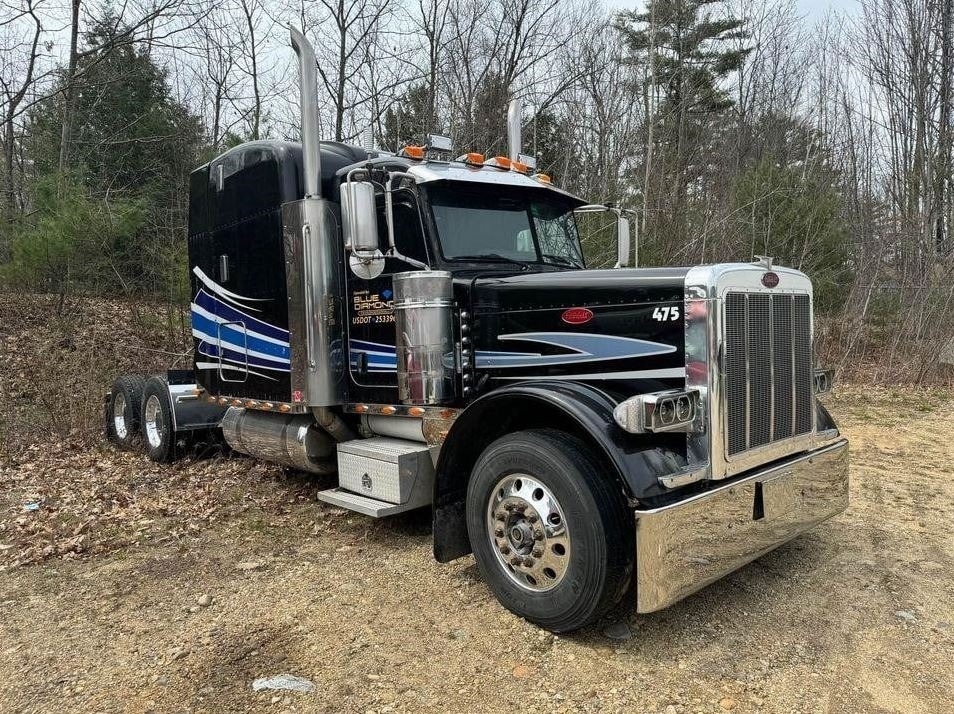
[336,437,435,505]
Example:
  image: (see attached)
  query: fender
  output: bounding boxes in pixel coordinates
[432,380,690,562]
[165,369,228,433]
[816,400,839,433]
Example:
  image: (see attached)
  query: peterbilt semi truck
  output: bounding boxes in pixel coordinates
[104,27,849,633]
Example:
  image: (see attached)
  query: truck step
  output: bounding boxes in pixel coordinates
[316,487,427,517]
[326,437,436,517]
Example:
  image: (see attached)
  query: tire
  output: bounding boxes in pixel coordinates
[465,429,635,633]
[141,375,178,463]
[105,375,146,450]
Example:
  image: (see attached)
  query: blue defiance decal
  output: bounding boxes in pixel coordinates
[347,333,683,381]
[191,267,291,381]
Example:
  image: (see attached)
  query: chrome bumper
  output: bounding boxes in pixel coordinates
[634,439,849,614]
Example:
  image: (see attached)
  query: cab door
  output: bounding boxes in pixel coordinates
[345,190,431,403]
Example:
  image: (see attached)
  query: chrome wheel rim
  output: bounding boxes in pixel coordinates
[113,393,128,439]
[144,395,163,449]
[486,473,571,592]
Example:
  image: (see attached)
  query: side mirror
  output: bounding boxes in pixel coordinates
[341,180,384,278]
[341,180,378,254]
[574,204,636,269]
[616,214,631,268]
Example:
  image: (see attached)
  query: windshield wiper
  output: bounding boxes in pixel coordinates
[451,254,530,270]
[541,253,582,268]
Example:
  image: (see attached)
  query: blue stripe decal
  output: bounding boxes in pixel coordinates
[350,339,396,354]
[197,342,290,372]
[191,313,290,361]
[194,290,289,341]
[476,332,675,369]
[350,353,397,369]
[349,339,398,372]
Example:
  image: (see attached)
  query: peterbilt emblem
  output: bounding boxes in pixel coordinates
[561,307,594,325]
[361,473,372,490]
[761,272,780,288]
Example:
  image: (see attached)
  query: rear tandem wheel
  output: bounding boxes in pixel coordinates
[105,375,146,450]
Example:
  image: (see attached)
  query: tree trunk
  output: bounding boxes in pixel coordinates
[58,0,82,175]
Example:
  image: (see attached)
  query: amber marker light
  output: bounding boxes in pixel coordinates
[485,156,512,169]
[354,404,369,413]
[456,152,485,166]
[408,406,426,417]
[401,145,425,160]
[512,160,529,173]
[380,406,397,415]
[533,173,552,184]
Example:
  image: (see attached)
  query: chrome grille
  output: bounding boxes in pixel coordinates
[724,292,813,456]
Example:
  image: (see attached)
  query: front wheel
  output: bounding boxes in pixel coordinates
[465,429,635,632]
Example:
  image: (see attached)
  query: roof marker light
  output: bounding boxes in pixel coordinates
[533,172,552,184]
[400,145,425,160]
[456,152,485,166]
[485,156,512,170]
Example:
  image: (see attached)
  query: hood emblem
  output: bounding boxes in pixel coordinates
[561,307,594,325]
[761,272,780,288]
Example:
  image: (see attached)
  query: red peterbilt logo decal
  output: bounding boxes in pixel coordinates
[761,271,780,288]
[561,307,594,325]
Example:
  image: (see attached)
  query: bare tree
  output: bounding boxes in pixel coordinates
[196,7,239,152]
[0,0,44,229]
[236,0,267,140]
[303,0,396,142]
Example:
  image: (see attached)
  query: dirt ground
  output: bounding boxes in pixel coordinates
[1,296,953,713]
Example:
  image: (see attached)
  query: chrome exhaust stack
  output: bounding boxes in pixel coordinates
[284,27,344,407]
[507,100,522,163]
[289,26,321,199]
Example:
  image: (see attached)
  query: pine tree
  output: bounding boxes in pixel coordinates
[16,13,203,295]
[617,0,750,258]
[378,83,434,152]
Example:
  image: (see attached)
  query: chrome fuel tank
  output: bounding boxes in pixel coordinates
[393,271,456,405]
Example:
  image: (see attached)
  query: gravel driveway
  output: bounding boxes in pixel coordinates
[1,386,952,714]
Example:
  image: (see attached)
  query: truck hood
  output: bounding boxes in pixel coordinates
[459,267,691,392]
[468,267,690,313]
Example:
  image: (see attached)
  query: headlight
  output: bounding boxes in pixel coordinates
[613,389,702,434]
[813,367,834,395]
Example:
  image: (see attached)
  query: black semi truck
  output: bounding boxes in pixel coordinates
[105,27,849,633]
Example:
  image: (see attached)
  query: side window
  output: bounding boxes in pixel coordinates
[374,189,429,265]
[209,148,280,228]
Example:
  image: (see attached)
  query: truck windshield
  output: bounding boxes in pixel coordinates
[426,183,584,268]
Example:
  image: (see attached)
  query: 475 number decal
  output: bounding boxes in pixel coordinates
[652,305,681,322]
